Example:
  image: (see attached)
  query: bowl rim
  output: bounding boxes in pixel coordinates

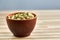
[6,12,37,21]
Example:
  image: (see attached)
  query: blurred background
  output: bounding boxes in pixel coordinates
[0,0,60,10]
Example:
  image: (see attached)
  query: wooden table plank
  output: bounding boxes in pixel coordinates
[0,10,60,40]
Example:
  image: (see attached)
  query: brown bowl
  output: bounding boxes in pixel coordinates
[6,12,37,37]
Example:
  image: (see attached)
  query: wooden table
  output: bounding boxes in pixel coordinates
[0,10,60,40]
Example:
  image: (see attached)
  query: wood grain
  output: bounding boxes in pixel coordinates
[0,10,60,40]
